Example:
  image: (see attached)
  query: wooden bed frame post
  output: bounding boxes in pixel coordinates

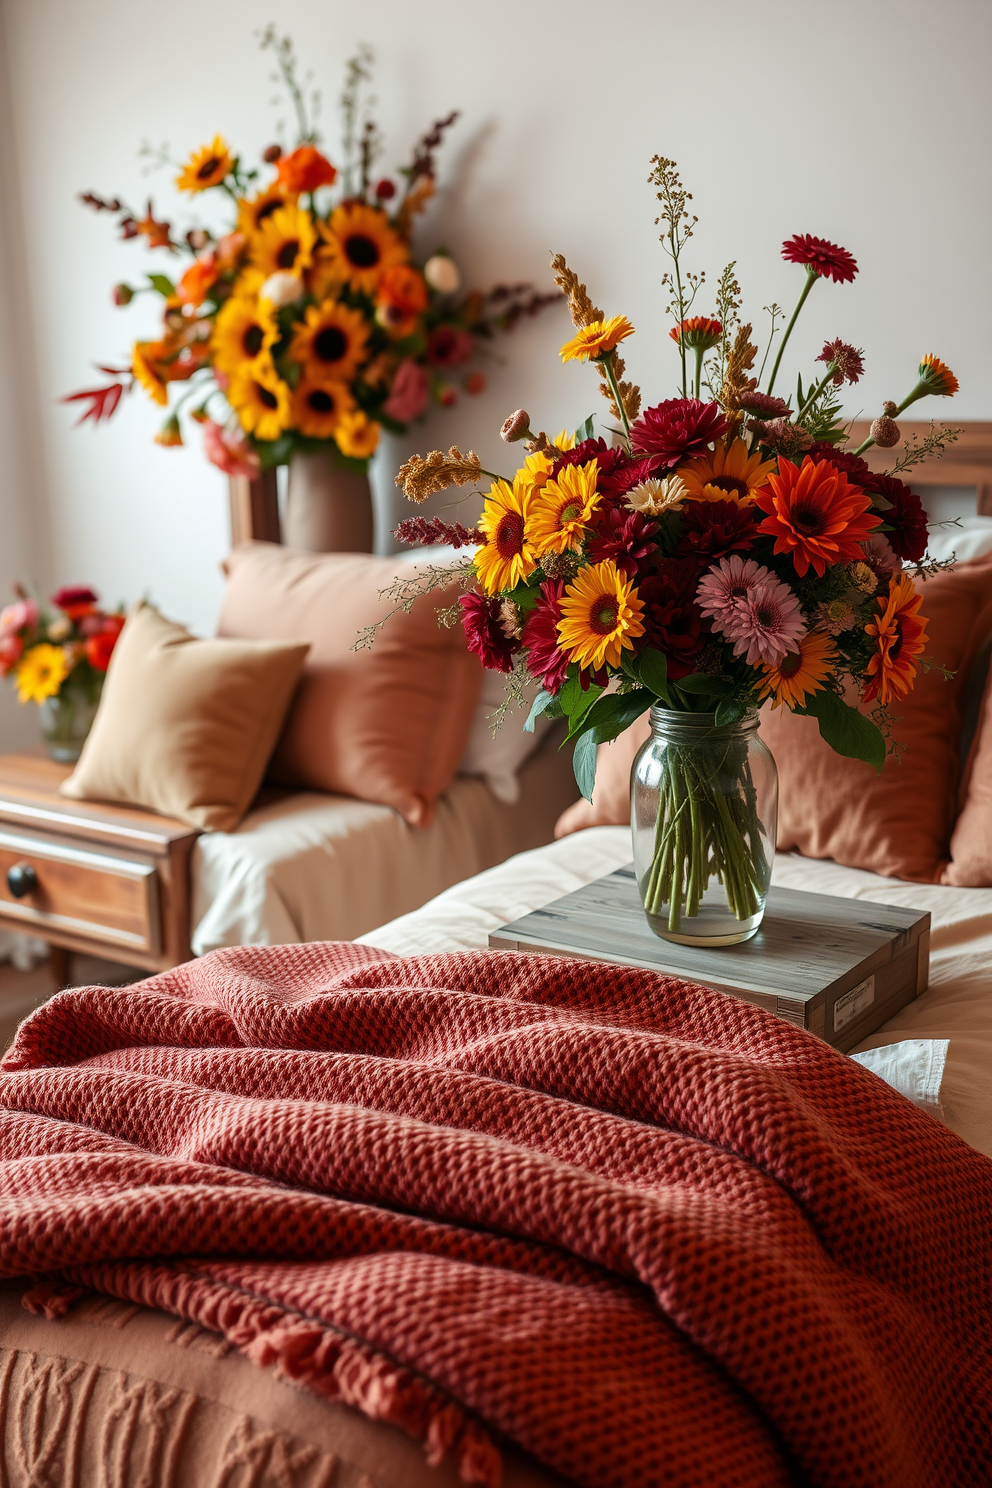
[229,469,280,546]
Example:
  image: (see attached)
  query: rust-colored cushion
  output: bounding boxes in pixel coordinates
[761,555,992,883]
[61,603,308,832]
[218,542,481,828]
[943,641,992,885]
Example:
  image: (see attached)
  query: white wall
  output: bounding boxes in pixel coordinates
[1,0,989,659]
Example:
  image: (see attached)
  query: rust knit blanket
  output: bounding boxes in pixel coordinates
[0,941,989,1488]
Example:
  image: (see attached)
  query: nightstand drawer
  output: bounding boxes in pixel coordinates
[0,827,160,956]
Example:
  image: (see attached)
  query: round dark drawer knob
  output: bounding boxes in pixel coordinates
[7,863,38,899]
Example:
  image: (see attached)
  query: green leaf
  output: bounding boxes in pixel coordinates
[634,647,670,702]
[572,729,598,802]
[714,697,747,727]
[523,689,555,734]
[676,673,734,698]
[560,675,603,737]
[148,273,176,298]
[801,689,886,773]
[574,414,595,443]
[575,688,653,746]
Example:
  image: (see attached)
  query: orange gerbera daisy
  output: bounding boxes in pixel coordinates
[560,315,634,364]
[291,378,355,440]
[862,572,928,706]
[527,461,600,556]
[475,474,538,595]
[175,136,233,193]
[753,456,879,578]
[249,204,317,278]
[757,629,837,710]
[917,353,959,397]
[676,438,776,504]
[557,559,645,671]
[376,264,429,338]
[322,203,407,295]
[288,301,369,382]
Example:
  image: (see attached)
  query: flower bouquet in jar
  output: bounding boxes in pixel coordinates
[65,32,557,481]
[388,156,960,944]
[0,587,124,762]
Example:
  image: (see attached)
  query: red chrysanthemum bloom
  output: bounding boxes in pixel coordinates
[737,391,791,418]
[630,398,728,469]
[817,338,865,386]
[753,456,879,577]
[669,316,722,351]
[550,439,624,480]
[459,591,517,673]
[806,442,873,486]
[637,560,709,680]
[596,455,662,500]
[587,508,658,576]
[863,474,929,563]
[51,585,99,620]
[522,579,569,693]
[677,498,761,563]
[781,234,858,284]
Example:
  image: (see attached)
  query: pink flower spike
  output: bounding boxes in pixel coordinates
[725,576,805,666]
[696,556,771,630]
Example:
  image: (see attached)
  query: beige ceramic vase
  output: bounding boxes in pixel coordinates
[282,450,374,553]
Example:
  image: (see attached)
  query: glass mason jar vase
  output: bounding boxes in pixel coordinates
[631,707,778,947]
[38,686,101,763]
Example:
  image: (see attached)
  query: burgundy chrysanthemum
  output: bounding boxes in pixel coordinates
[459,591,517,673]
[521,579,569,693]
[736,391,791,418]
[550,437,615,476]
[51,585,98,611]
[587,508,658,576]
[863,474,929,562]
[806,441,873,487]
[677,498,760,563]
[781,234,858,284]
[629,398,728,469]
[637,559,709,680]
[597,455,663,500]
[817,338,865,386]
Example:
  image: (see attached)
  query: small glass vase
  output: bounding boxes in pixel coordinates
[38,686,100,763]
[631,706,777,947]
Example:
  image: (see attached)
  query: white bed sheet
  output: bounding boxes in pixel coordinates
[357,828,992,1157]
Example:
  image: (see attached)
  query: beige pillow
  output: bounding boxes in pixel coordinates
[61,604,308,832]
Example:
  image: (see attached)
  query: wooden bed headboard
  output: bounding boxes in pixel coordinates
[225,421,992,546]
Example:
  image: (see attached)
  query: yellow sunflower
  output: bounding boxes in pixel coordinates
[675,438,777,505]
[227,356,291,442]
[131,341,169,406]
[757,630,837,710]
[528,461,600,557]
[560,315,634,364]
[175,135,233,194]
[211,292,279,377]
[249,205,318,279]
[291,378,355,440]
[237,183,298,237]
[321,203,407,295]
[288,301,369,383]
[15,643,68,704]
[557,560,645,671]
[475,474,539,595]
[335,410,379,460]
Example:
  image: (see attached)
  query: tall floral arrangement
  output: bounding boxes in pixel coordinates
[387,156,959,933]
[65,34,556,481]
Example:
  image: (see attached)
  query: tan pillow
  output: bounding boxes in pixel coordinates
[554,713,650,839]
[218,543,481,828]
[61,604,309,832]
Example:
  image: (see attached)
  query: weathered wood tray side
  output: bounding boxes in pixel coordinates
[490,865,930,1053]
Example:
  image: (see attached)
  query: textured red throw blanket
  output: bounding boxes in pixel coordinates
[0,942,989,1488]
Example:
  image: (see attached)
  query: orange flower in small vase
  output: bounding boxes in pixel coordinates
[862,572,928,706]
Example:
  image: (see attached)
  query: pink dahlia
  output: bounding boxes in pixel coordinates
[459,591,517,673]
[522,579,570,693]
[383,359,431,422]
[781,234,858,284]
[629,398,728,469]
[696,556,770,626]
[0,598,39,634]
[816,339,864,386]
[725,576,805,667]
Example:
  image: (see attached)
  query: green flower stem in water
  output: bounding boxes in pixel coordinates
[641,734,769,931]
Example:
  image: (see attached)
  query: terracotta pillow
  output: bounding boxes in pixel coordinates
[761,554,992,882]
[554,713,650,839]
[218,542,481,827]
[943,642,992,885]
[61,604,309,832]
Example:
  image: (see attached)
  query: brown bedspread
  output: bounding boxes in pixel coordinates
[0,941,989,1487]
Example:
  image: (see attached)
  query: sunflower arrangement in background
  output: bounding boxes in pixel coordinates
[66,34,558,480]
[388,153,961,926]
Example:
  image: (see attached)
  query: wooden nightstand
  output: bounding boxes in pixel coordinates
[0,753,200,977]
